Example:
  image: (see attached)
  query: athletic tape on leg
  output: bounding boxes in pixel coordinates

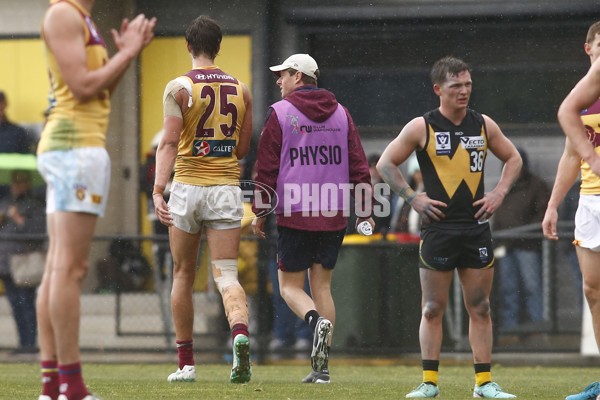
[212,259,248,327]
[212,259,240,293]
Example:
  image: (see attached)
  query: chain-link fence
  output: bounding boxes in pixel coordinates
[0,224,586,359]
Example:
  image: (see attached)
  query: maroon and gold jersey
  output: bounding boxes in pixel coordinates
[172,67,246,187]
[580,99,600,195]
[38,0,110,154]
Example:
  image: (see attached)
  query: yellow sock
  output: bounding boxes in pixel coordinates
[475,371,491,387]
[423,370,438,386]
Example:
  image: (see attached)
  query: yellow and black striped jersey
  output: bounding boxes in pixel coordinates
[417,108,487,227]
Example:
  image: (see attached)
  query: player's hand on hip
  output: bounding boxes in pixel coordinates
[411,193,446,223]
[472,190,503,222]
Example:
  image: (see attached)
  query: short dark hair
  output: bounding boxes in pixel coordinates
[587,21,600,45]
[185,15,222,59]
[286,68,319,86]
[0,91,5,102]
[430,56,471,85]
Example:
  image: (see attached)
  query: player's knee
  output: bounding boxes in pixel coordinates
[467,298,491,319]
[212,259,240,294]
[278,284,287,299]
[422,300,445,321]
[58,258,89,282]
[279,283,295,303]
[584,282,600,305]
[172,259,196,280]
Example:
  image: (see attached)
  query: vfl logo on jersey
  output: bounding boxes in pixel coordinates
[479,247,489,261]
[193,140,236,157]
[435,132,451,155]
[460,137,485,149]
[286,114,300,134]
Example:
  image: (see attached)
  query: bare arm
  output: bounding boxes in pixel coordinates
[153,87,185,226]
[558,58,600,176]
[473,115,522,220]
[43,5,156,102]
[542,138,581,240]
[376,117,447,222]
[235,83,253,159]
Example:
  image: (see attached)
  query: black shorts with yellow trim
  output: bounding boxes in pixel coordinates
[419,223,495,271]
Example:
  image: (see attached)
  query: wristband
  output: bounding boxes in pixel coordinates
[153,185,165,196]
[406,191,417,204]
[398,185,415,202]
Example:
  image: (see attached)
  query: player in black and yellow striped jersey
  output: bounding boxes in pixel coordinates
[377,56,522,399]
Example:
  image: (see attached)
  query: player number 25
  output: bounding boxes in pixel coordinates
[195,85,238,138]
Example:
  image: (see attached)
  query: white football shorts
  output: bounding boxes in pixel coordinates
[574,194,600,252]
[37,147,111,217]
[168,181,242,233]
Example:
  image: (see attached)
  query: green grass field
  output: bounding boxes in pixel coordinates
[2,362,600,399]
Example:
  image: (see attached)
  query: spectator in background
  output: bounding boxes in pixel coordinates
[0,91,35,154]
[367,153,393,235]
[559,181,583,310]
[0,170,45,354]
[139,130,171,279]
[492,148,550,333]
[0,91,37,199]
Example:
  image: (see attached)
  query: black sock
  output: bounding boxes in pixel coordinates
[305,310,320,332]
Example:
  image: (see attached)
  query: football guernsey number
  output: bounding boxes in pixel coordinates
[470,150,484,172]
[195,85,239,138]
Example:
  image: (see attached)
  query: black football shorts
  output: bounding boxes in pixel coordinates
[418,224,495,271]
[277,226,346,272]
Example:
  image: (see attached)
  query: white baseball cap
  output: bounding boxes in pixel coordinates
[269,54,319,80]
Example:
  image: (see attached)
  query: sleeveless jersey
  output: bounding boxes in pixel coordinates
[38,0,110,154]
[272,100,350,215]
[173,67,246,187]
[418,108,488,227]
[580,98,600,195]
